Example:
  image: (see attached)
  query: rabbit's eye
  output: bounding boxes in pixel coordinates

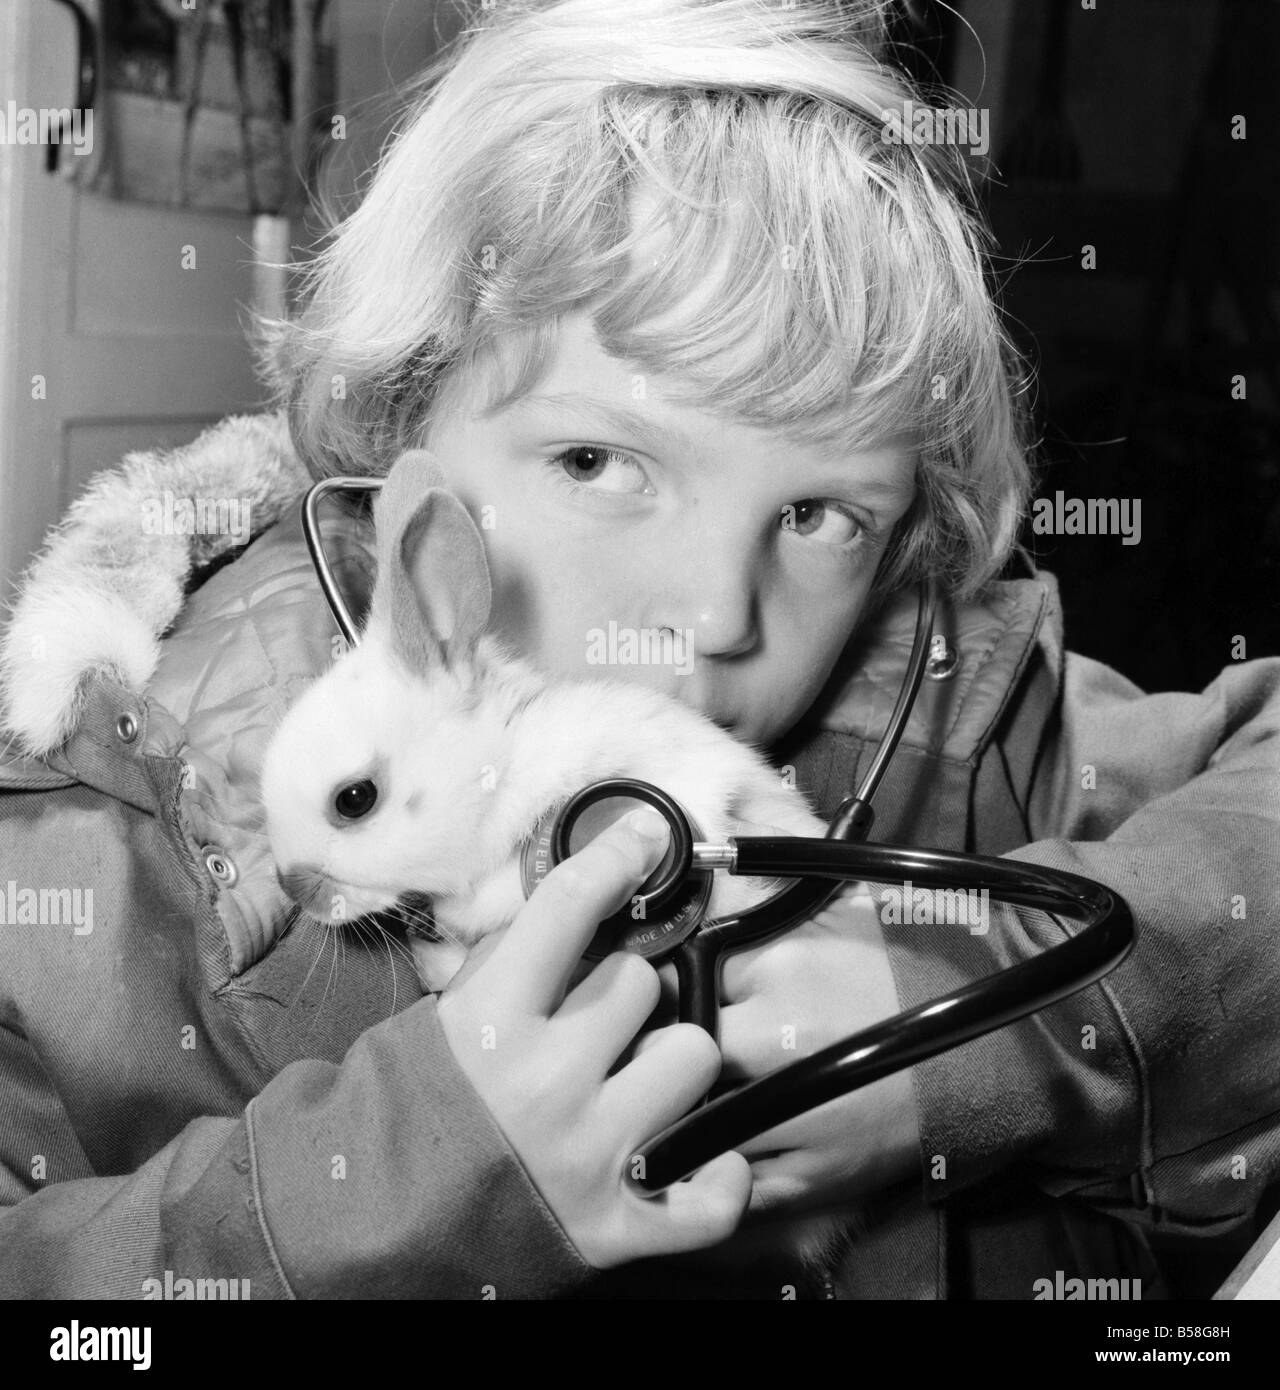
[335,779,378,820]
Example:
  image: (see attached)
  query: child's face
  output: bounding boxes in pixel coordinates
[423,311,916,745]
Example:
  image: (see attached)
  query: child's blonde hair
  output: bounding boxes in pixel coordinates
[258,0,1034,603]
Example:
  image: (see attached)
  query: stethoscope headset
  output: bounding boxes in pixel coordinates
[303,478,1135,1193]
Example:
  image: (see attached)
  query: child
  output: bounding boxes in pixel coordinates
[1,0,1277,1300]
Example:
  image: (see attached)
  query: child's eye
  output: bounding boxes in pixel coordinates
[547,446,651,496]
[781,499,867,549]
[542,452,872,553]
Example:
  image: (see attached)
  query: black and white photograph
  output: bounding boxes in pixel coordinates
[0,0,1277,1346]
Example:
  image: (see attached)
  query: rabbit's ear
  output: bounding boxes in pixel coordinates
[369,451,493,674]
[372,449,446,575]
[398,491,493,667]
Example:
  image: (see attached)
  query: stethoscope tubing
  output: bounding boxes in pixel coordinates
[667,837,1128,1036]
[635,864,1132,1190]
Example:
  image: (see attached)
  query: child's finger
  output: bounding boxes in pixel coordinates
[713,995,782,1083]
[602,1021,722,1140]
[717,880,879,998]
[556,950,662,1076]
[627,1025,673,1062]
[625,1150,752,1258]
[483,808,670,1017]
[740,1152,820,1215]
[652,958,680,1017]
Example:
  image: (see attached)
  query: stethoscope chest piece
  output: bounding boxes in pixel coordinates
[518,779,713,961]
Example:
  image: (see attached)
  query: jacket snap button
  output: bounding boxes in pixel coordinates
[203,848,238,887]
[116,712,139,743]
[925,637,961,681]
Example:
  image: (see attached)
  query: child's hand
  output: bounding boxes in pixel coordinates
[713,873,922,1214]
[436,808,752,1269]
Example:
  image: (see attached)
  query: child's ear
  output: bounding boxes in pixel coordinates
[369,449,493,673]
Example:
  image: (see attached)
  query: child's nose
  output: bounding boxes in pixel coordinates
[649,528,761,661]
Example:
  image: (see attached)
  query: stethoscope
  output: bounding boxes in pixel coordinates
[303,478,1135,1193]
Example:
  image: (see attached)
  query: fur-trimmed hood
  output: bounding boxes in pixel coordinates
[0,412,312,759]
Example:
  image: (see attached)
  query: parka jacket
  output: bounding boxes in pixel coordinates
[1,413,1278,1299]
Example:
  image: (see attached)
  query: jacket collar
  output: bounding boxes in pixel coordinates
[799,568,1062,762]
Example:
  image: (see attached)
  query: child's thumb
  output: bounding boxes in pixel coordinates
[633,1149,752,1257]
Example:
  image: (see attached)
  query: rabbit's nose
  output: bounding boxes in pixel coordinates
[277,864,333,914]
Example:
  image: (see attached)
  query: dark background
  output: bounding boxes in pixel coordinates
[891,0,1279,1296]
[894,0,1280,694]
